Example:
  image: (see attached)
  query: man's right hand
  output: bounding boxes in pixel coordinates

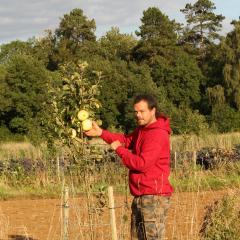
[84,121,103,137]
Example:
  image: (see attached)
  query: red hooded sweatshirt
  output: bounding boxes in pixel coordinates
[100,116,173,196]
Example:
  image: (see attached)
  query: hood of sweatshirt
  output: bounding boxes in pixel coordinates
[142,116,171,134]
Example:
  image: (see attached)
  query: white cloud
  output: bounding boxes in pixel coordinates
[0,17,14,25]
[0,0,238,44]
[32,17,49,24]
[221,17,234,35]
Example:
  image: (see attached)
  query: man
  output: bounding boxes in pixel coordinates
[85,94,173,240]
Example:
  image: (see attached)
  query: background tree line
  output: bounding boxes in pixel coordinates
[0,0,240,143]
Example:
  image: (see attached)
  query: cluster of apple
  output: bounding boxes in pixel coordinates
[78,110,93,131]
[70,110,92,139]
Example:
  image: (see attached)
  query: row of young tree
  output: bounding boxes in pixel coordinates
[0,0,240,143]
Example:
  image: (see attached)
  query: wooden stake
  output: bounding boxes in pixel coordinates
[56,156,60,182]
[174,152,177,169]
[108,186,118,240]
[192,151,197,170]
[63,186,69,240]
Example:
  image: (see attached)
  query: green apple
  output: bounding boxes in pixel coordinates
[82,119,92,131]
[96,119,102,126]
[70,128,77,138]
[77,110,89,121]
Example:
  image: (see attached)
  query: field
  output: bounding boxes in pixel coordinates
[0,132,240,239]
[0,190,231,240]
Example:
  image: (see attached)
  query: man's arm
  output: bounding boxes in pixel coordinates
[113,130,170,172]
[85,121,135,148]
[100,129,135,148]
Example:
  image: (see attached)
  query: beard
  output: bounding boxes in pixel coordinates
[136,115,156,126]
[137,119,146,126]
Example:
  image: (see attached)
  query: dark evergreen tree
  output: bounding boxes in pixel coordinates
[133,7,203,108]
[221,20,240,110]
[180,0,225,57]
[99,27,137,61]
[49,8,98,68]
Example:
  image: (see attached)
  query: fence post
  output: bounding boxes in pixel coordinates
[63,186,69,240]
[192,151,197,170]
[174,152,177,169]
[56,156,60,182]
[108,186,118,240]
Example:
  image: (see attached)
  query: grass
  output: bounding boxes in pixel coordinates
[0,166,239,200]
[0,136,240,239]
[0,142,40,160]
[1,131,240,161]
[171,131,240,152]
[200,189,240,240]
[171,169,240,192]
[0,183,64,200]
[0,131,240,200]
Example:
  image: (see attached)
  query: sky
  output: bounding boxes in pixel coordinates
[0,0,239,45]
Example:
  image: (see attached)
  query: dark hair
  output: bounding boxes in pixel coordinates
[134,94,161,118]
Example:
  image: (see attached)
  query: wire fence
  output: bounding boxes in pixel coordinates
[55,150,200,240]
[1,144,236,240]
[59,185,130,240]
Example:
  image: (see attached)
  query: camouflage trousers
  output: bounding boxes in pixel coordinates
[131,195,170,240]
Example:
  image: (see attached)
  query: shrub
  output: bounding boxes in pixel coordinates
[209,105,240,133]
[0,125,24,142]
[200,191,240,240]
[170,106,209,135]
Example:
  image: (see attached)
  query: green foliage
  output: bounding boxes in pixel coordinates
[200,44,225,88]
[151,49,202,107]
[0,53,54,142]
[0,5,239,138]
[209,104,240,133]
[134,7,178,62]
[48,60,102,162]
[180,0,225,52]
[206,84,225,106]
[0,125,24,142]
[0,65,10,117]
[200,192,240,240]
[0,126,11,141]
[170,105,209,134]
[136,7,178,43]
[50,8,97,67]
[99,27,137,61]
[133,7,203,108]
[56,8,96,43]
[221,20,240,110]
[0,40,33,64]
[87,56,160,131]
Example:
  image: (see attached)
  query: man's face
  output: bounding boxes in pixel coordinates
[134,100,156,126]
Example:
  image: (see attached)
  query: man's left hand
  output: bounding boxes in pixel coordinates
[110,140,122,150]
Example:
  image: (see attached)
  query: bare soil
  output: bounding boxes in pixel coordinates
[0,190,229,240]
